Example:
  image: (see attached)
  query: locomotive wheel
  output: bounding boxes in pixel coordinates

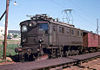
[69,50,72,56]
[66,50,70,56]
[65,51,68,56]
[18,52,24,62]
[36,54,49,61]
[24,53,35,61]
[50,48,56,58]
[28,54,35,61]
[24,53,28,61]
[71,50,75,55]
[71,50,79,55]
[97,48,100,52]
[76,50,79,55]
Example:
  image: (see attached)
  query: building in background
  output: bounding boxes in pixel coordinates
[8,30,20,39]
[0,26,9,40]
[0,26,4,36]
[0,26,20,40]
[0,26,5,40]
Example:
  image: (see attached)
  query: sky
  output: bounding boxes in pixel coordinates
[0,0,100,33]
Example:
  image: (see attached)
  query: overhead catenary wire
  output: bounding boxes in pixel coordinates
[67,0,99,32]
[47,0,97,32]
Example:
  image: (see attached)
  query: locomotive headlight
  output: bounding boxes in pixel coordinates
[22,25,27,32]
[29,23,32,27]
[30,21,37,27]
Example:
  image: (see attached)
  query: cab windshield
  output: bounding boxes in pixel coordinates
[39,23,48,31]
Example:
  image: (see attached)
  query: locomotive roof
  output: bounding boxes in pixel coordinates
[20,19,76,29]
[50,20,84,31]
[30,14,74,27]
[20,20,34,25]
[20,14,99,35]
[51,21,75,28]
[20,14,82,30]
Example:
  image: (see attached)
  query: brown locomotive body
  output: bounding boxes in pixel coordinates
[15,14,100,61]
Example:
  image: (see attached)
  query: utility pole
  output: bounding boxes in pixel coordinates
[96,19,99,34]
[3,0,9,60]
[0,1,16,21]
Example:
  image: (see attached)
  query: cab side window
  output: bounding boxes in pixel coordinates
[71,30,74,35]
[77,31,79,36]
[59,26,64,33]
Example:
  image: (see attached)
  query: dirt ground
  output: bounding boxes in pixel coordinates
[0,57,15,65]
[0,57,100,70]
[0,62,15,65]
[63,58,100,70]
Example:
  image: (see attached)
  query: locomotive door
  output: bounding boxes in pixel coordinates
[49,23,58,46]
[52,25,58,46]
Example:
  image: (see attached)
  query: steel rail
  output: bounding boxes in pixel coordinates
[0,52,100,70]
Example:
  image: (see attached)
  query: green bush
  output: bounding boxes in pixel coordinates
[0,44,18,58]
[13,35,18,38]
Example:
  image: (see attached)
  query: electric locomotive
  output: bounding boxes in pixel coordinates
[15,14,86,61]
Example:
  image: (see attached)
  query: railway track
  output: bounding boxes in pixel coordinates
[0,52,100,70]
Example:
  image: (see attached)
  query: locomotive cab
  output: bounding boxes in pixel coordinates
[15,19,50,61]
[21,20,49,48]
